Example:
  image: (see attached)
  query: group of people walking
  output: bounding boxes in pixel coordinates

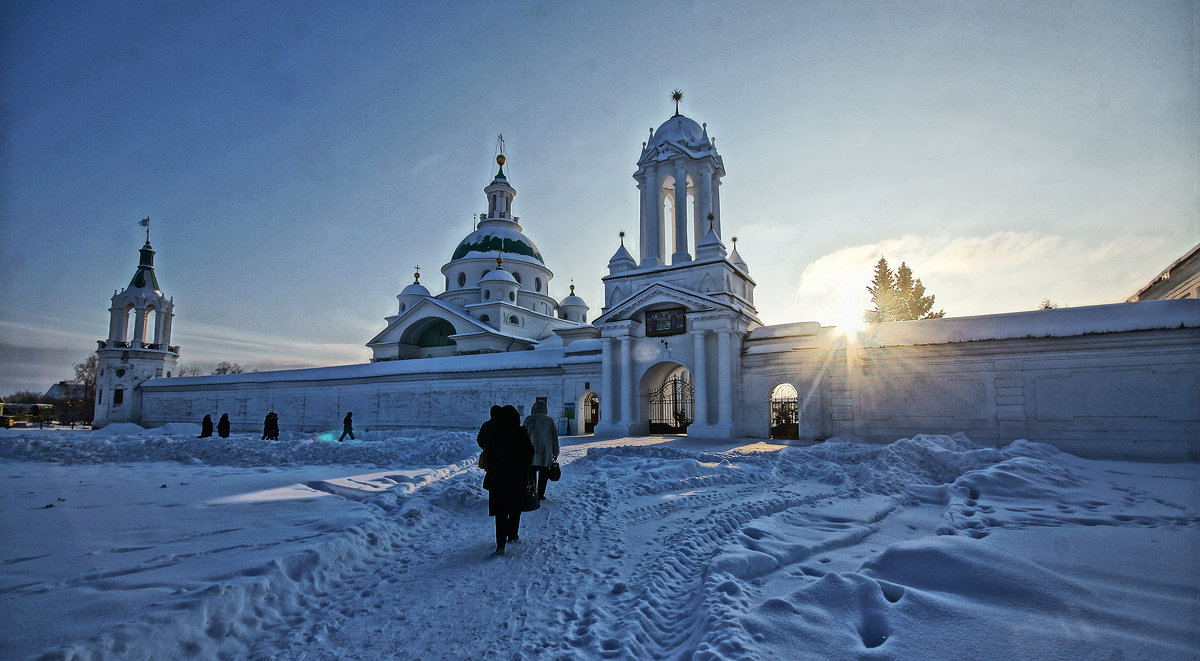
[477,400,559,555]
[198,413,230,438]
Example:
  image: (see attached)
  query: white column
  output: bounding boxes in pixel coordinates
[621,337,635,427]
[162,308,174,346]
[601,339,616,426]
[645,168,662,266]
[153,309,164,345]
[108,306,121,342]
[711,172,722,238]
[672,166,690,263]
[692,330,708,427]
[133,308,147,345]
[691,176,704,251]
[698,166,713,236]
[637,180,647,263]
[717,331,733,426]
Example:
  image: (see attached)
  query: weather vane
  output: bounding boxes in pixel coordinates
[671,89,683,116]
[138,216,150,243]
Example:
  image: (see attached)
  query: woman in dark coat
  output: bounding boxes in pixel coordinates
[481,405,533,555]
[217,413,230,438]
[199,414,213,438]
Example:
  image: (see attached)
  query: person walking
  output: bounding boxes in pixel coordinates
[267,412,279,440]
[481,405,533,555]
[262,412,273,440]
[217,413,230,438]
[339,411,355,442]
[199,414,213,438]
[524,400,559,501]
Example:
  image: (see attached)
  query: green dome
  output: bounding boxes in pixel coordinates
[452,226,544,264]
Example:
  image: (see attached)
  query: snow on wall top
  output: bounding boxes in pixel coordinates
[144,347,573,388]
[835,299,1200,348]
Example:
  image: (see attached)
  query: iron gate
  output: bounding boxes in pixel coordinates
[649,375,694,434]
[770,391,799,440]
[583,392,599,434]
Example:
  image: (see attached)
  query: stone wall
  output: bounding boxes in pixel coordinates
[742,301,1200,461]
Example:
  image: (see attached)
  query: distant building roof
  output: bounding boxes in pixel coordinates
[1127,242,1200,302]
[45,382,87,400]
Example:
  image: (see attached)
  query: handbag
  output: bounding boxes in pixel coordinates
[521,485,541,512]
[548,462,561,482]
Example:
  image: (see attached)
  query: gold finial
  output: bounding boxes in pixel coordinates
[496,154,506,166]
[413,265,421,282]
[570,283,576,295]
[731,236,738,250]
[706,212,715,231]
[618,230,626,246]
[671,89,683,116]
[496,248,503,268]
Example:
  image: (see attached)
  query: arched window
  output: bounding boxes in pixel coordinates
[479,314,490,323]
[512,271,522,284]
[484,290,491,300]
[535,277,542,292]
[457,272,466,287]
[400,303,406,313]
[416,320,456,348]
[508,315,519,325]
[508,291,515,302]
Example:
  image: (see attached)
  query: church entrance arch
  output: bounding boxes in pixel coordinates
[769,383,799,440]
[580,391,599,434]
[641,361,693,435]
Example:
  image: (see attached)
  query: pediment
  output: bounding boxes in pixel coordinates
[367,298,491,346]
[593,282,731,324]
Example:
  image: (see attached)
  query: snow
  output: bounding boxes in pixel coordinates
[1,427,1197,659]
[746,298,1200,349]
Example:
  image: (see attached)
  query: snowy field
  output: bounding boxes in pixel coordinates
[1,425,1197,660]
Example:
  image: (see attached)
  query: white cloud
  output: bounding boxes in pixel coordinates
[789,232,1172,324]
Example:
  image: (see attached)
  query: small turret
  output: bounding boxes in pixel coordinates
[607,231,636,274]
[396,266,431,314]
[558,282,589,323]
[479,253,519,304]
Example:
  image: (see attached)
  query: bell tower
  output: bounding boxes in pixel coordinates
[94,219,180,427]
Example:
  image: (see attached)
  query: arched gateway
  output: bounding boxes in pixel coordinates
[643,363,693,434]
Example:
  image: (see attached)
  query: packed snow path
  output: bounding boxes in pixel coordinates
[1,427,1197,659]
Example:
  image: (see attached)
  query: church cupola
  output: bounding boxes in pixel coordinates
[483,153,516,223]
[479,253,519,304]
[396,266,431,314]
[558,282,589,323]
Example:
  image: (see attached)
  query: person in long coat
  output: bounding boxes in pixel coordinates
[524,400,559,500]
[477,405,502,461]
[268,412,279,440]
[217,413,230,438]
[262,412,273,440]
[339,412,355,442]
[482,405,533,555]
[199,414,213,438]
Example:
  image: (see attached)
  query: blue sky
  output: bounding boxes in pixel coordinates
[1,0,1196,395]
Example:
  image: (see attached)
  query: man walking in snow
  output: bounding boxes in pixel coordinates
[339,411,355,442]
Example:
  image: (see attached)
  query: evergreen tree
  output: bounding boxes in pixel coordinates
[865,257,900,322]
[865,256,944,322]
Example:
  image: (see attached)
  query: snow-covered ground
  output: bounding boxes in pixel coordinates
[1,425,1197,660]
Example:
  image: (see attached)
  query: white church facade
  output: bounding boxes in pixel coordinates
[95,104,1200,461]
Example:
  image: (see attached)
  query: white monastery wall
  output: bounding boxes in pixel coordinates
[742,301,1200,461]
[139,349,603,435]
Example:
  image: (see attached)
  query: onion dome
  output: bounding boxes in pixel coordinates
[729,236,748,273]
[559,283,589,323]
[452,225,545,265]
[478,254,519,304]
[607,231,636,274]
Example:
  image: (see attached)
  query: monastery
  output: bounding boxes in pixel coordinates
[92,103,1200,460]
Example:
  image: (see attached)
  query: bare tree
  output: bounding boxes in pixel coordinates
[176,364,205,377]
[212,361,245,375]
